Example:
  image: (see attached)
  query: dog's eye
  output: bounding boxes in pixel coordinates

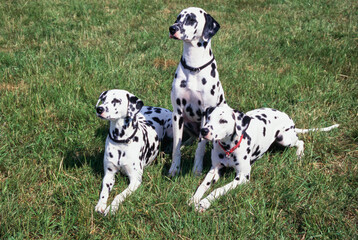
[184,13,197,26]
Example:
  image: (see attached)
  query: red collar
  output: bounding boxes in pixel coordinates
[218,134,244,157]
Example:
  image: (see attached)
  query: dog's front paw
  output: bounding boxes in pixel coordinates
[168,164,180,177]
[195,199,211,212]
[104,204,119,216]
[188,196,201,206]
[192,164,203,177]
[95,202,107,214]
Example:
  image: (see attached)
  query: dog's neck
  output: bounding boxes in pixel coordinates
[182,38,213,68]
[108,116,138,143]
[217,124,242,151]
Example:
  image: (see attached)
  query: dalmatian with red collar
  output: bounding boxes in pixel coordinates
[168,7,227,176]
[189,105,339,212]
[94,89,173,215]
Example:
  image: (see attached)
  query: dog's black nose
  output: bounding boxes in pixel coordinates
[169,25,178,35]
[200,128,209,137]
[96,106,104,114]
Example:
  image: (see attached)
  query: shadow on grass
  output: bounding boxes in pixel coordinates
[62,126,108,176]
[162,140,289,179]
[160,136,213,179]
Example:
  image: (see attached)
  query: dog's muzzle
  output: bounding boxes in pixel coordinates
[169,25,180,39]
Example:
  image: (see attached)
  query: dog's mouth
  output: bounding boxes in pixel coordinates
[169,33,180,40]
[96,113,107,120]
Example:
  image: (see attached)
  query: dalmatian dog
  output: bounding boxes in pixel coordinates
[94,89,173,215]
[168,7,227,176]
[189,105,339,212]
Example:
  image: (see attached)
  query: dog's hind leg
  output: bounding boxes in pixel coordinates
[276,129,305,159]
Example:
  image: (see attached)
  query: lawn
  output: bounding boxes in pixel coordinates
[0,0,357,239]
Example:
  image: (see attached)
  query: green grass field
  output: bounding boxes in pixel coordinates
[0,0,357,239]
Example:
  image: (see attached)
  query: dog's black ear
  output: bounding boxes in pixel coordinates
[126,93,144,118]
[233,110,251,136]
[203,13,220,41]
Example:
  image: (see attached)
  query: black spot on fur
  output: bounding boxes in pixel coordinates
[202,78,207,85]
[186,106,195,117]
[184,13,197,26]
[218,94,224,106]
[180,80,187,88]
[111,98,121,106]
[252,146,261,157]
[153,117,164,125]
[219,119,228,124]
[176,98,181,106]
[179,117,184,130]
[255,115,267,124]
[242,116,251,128]
[211,63,216,78]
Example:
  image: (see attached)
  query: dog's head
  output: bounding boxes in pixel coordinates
[200,106,251,141]
[169,7,220,42]
[95,89,144,121]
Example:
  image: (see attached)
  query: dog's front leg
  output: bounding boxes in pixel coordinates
[169,109,184,176]
[192,139,208,175]
[196,172,250,212]
[189,165,222,206]
[95,166,117,214]
[104,169,142,216]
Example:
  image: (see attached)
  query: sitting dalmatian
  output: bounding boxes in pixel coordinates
[94,89,173,216]
[189,105,339,212]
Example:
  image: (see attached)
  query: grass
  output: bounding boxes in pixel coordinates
[0,0,357,239]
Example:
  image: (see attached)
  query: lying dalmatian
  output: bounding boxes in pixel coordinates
[189,105,339,212]
[169,7,227,176]
[94,89,173,215]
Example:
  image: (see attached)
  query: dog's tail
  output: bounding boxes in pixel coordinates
[295,124,339,134]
